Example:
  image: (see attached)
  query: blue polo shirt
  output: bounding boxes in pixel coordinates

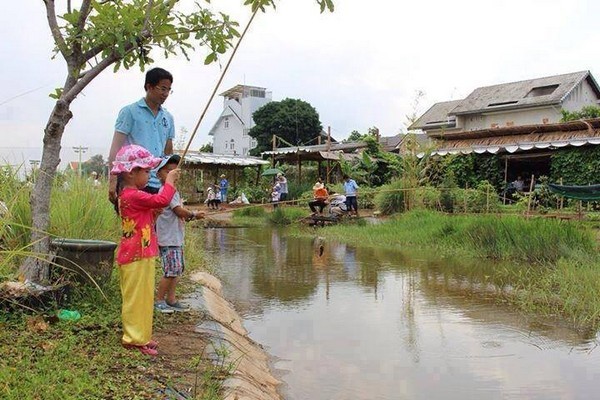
[115,98,175,188]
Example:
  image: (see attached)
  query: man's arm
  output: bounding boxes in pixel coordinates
[164,138,173,156]
[108,131,127,204]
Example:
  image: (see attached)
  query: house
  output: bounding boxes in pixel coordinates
[409,71,600,185]
[410,71,600,135]
[379,133,431,154]
[209,85,272,156]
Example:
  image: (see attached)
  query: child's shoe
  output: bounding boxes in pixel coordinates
[123,343,159,356]
[166,301,190,312]
[154,301,174,314]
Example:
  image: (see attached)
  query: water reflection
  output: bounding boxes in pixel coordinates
[202,227,600,400]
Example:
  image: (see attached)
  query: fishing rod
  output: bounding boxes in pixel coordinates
[177,6,260,166]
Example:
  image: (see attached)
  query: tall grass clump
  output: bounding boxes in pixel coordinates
[232,205,267,218]
[267,207,306,225]
[374,179,408,215]
[462,216,595,263]
[49,175,119,241]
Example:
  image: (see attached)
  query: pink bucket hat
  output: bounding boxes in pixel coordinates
[110,144,162,175]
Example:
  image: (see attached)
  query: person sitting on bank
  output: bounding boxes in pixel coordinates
[309,181,329,216]
[513,176,525,193]
[328,192,347,217]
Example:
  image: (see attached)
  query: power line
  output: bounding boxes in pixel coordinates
[0,84,50,107]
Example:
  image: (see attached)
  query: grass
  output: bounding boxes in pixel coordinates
[319,210,596,264]
[0,173,230,399]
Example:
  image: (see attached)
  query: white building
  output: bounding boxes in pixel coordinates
[209,85,272,156]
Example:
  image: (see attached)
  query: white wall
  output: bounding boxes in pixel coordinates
[562,79,600,112]
[462,106,563,131]
[211,89,271,155]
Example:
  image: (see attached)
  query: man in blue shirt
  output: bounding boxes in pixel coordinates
[343,174,359,216]
[108,67,175,203]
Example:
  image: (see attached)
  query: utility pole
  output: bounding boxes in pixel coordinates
[73,146,89,177]
[29,160,40,183]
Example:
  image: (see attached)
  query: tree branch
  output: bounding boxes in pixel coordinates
[142,0,155,32]
[44,0,70,60]
[77,0,93,32]
[64,32,151,103]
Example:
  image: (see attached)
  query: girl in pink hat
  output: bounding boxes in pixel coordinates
[111,144,180,356]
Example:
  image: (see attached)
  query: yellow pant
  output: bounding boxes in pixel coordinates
[119,258,156,346]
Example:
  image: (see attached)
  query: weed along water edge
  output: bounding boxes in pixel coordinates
[203,225,600,400]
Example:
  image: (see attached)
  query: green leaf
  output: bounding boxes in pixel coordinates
[48,88,63,100]
[204,52,217,65]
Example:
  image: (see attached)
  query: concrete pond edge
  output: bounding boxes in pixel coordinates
[188,271,282,400]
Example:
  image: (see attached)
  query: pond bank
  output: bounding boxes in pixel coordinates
[187,271,282,400]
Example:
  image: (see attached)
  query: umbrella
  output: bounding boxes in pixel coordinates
[261,168,283,177]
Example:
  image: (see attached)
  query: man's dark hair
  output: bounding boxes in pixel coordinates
[144,67,173,90]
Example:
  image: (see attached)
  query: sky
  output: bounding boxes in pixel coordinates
[1,0,600,170]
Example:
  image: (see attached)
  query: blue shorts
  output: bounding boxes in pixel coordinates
[159,246,185,278]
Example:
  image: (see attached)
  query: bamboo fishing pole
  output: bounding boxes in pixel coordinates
[177,6,261,166]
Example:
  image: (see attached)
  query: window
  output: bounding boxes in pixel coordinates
[250,139,257,149]
[224,117,229,129]
[488,101,518,107]
[250,89,265,98]
[526,84,559,98]
[230,139,235,150]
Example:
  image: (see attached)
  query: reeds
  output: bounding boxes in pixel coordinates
[323,210,596,264]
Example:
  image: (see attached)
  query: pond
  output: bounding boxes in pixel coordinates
[202,227,600,400]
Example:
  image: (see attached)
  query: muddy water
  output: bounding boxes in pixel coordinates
[202,227,600,400]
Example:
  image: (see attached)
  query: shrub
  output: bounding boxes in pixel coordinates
[452,181,500,213]
[414,186,441,211]
[374,179,408,215]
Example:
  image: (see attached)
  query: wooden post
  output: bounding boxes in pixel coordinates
[326,126,331,185]
[526,174,535,216]
[559,178,564,210]
[255,166,260,186]
[464,183,468,213]
[297,152,302,184]
[271,135,276,167]
[503,157,508,205]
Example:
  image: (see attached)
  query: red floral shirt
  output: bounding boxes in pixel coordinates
[116,184,175,265]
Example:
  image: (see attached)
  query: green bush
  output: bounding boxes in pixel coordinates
[414,186,441,211]
[452,181,500,213]
[374,179,408,215]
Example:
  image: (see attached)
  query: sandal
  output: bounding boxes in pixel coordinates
[123,343,159,356]
[147,340,159,349]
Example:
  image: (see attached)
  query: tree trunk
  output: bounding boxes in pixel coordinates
[19,99,73,283]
